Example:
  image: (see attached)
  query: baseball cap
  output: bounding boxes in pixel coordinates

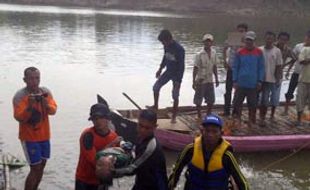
[202,34,214,41]
[244,31,256,40]
[139,109,157,124]
[88,103,110,120]
[201,114,223,128]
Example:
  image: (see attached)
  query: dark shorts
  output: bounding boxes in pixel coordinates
[153,71,180,100]
[285,73,299,100]
[193,83,215,106]
[233,87,258,109]
[21,140,50,165]
[75,179,98,190]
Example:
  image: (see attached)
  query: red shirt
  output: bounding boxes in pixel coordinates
[75,127,119,185]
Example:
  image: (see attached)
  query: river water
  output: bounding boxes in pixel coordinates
[0,3,309,190]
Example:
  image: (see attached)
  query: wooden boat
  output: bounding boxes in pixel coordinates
[98,95,310,152]
[0,154,26,190]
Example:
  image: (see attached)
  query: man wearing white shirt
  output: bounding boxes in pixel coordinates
[259,31,283,126]
[296,31,310,126]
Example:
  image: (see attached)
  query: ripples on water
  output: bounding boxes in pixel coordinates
[0,3,310,189]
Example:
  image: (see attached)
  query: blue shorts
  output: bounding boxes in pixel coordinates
[21,140,50,165]
[153,71,180,100]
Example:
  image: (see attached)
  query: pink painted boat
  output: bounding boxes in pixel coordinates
[97,95,310,152]
[115,103,310,153]
[155,129,310,152]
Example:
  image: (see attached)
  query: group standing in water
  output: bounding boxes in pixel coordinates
[11,24,310,190]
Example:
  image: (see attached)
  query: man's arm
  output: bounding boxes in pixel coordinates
[175,47,185,83]
[232,51,240,88]
[275,50,283,84]
[299,48,310,65]
[168,143,193,190]
[13,94,33,123]
[112,137,157,177]
[213,53,220,87]
[258,53,265,84]
[283,49,297,68]
[41,87,57,115]
[156,54,167,78]
[223,46,230,70]
[80,132,97,168]
[223,150,249,190]
[213,64,219,87]
[192,53,200,90]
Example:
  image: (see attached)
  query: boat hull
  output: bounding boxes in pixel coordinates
[155,128,310,152]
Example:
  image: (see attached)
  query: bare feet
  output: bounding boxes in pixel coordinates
[146,105,158,111]
[281,111,288,116]
[171,117,177,124]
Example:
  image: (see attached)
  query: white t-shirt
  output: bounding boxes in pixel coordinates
[194,48,219,83]
[298,46,310,83]
[293,43,304,74]
[260,46,283,83]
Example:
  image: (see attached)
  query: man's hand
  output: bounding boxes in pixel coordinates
[256,82,262,91]
[233,82,238,90]
[215,80,219,87]
[192,82,197,90]
[224,62,230,71]
[192,79,202,90]
[156,69,162,78]
[28,95,35,108]
[285,72,290,80]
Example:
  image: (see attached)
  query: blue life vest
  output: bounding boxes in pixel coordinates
[187,136,231,190]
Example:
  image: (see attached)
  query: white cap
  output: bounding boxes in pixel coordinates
[244,31,256,40]
[202,34,214,41]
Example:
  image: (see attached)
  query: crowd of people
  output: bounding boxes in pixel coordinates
[11,23,310,190]
[150,25,310,127]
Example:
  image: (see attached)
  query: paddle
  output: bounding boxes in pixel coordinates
[122,92,142,110]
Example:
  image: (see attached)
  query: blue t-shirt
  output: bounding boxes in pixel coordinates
[233,47,265,88]
[160,41,185,83]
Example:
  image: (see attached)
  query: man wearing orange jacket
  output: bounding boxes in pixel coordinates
[75,103,120,190]
[13,67,57,190]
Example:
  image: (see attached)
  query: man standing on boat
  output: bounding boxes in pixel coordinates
[296,31,310,126]
[283,41,303,115]
[274,32,297,115]
[75,103,120,190]
[223,23,248,117]
[168,114,249,190]
[101,109,168,190]
[13,67,57,190]
[150,29,185,123]
[259,31,283,126]
[232,31,265,126]
[193,33,219,118]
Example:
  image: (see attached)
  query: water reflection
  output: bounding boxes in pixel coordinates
[0,4,310,189]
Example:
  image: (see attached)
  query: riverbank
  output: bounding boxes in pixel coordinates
[0,0,310,17]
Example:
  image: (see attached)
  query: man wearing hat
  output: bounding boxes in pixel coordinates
[193,33,220,118]
[168,114,249,190]
[75,103,120,190]
[232,31,265,126]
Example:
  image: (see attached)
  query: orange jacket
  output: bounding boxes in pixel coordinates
[13,87,57,141]
[75,127,119,185]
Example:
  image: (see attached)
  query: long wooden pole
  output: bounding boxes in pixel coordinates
[122,92,142,110]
